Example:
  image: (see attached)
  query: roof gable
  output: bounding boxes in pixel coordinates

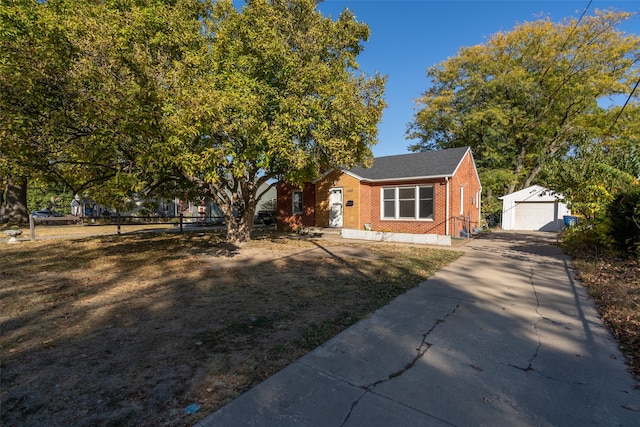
[347,146,471,182]
[499,185,563,202]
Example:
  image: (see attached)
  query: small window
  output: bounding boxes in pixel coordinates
[419,186,434,219]
[292,190,303,214]
[460,186,464,215]
[382,188,395,219]
[398,188,415,218]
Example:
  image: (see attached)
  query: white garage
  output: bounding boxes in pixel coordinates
[500,185,571,232]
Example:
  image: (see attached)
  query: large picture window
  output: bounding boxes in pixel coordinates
[382,186,434,220]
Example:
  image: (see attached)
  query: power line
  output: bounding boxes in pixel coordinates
[539,0,592,83]
[602,76,640,143]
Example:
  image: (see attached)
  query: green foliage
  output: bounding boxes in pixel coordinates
[541,142,639,220]
[1,0,386,242]
[478,168,513,226]
[608,188,640,257]
[560,186,640,259]
[27,183,74,214]
[408,9,640,197]
[161,0,386,242]
[1,0,209,205]
[560,219,615,258]
[480,197,502,228]
[0,0,77,184]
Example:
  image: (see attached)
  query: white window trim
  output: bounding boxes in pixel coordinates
[460,186,464,215]
[292,190,303,214]
[381,185,434,221]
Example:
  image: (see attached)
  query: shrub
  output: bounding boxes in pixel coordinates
[608,188,640,257]
[560,219,614,258]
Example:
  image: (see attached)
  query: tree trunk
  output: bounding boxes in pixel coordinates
[523,163,544,189]
[225,216,252,244]
[0,181,5,221]
[197,176,262,244]
[5,177,29,224]
[224,198,256,244]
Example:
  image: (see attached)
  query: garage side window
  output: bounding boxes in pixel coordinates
[292,190,303,214]
[381,186,434,220]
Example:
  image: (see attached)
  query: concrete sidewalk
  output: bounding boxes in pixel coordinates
[196,231,640,426]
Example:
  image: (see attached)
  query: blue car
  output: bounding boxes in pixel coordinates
[31,209,64,218]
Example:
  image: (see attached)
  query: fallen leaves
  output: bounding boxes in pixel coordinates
[574,257,640,378]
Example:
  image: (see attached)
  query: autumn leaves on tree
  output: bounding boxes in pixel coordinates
[408,10,640,218]
[2,2,638,240]
[0,0,386,242]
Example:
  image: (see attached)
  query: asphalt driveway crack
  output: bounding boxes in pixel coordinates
[340,302,461,426]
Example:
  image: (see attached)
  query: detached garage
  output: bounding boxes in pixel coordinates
[500,185,570,232]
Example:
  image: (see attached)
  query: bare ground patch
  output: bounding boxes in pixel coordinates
[0,230,461,426]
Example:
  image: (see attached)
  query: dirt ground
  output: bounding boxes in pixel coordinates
[0,229,461,426]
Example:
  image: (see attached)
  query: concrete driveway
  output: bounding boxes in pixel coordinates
[196,231,640,426]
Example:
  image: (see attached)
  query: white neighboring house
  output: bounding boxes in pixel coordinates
[500,185,571,232]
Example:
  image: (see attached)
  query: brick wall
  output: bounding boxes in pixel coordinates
[449,151,482,234]
[356,150,481,236]
[361,178,448,235]
[315,171,360,228]
[276,182,316,230]
[276,150,481,236]
[336,174,360,229]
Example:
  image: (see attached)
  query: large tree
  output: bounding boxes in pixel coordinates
[541,108,640,219]
[1,0,385,240]
[407,9,640,200]
[1,0,217,215]
[0,0,74,222]
[158,0,386,242]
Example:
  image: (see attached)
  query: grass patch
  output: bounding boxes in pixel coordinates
[0,229,461,426]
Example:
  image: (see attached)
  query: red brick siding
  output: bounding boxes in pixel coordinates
[357,150,481,236]
[276,182,315,230]
[359,184,372,226]
[360,179,448,235]
[450,151,481,233]
[275,150,481,236]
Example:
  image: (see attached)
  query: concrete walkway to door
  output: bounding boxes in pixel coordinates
[196,231,640,426]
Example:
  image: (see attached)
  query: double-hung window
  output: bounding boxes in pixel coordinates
[292,190,303,214]
[382,185,434,220]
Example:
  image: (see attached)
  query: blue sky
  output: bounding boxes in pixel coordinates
[314,0,640,157]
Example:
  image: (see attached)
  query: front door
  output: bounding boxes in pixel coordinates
[329,188,343,228]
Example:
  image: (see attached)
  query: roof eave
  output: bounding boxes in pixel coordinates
[360,174,453,183]
[341,170,364,181]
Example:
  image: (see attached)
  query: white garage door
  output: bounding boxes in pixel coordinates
[513,202,559,231]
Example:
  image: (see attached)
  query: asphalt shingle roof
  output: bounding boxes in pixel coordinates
[347,146,470,181]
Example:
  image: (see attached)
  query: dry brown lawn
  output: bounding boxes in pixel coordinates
[0,228,461,426]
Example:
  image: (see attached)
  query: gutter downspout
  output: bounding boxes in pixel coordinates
[445,177,450,236]
[479,185,483,229]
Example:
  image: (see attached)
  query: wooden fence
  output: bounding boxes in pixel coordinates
[28,214,226,241]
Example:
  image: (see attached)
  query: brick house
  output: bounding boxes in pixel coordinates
[277,146,482,238]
